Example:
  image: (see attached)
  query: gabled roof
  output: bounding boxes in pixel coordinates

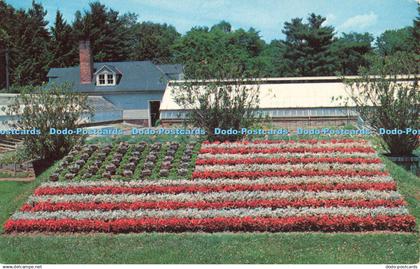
[47,61,183,93]
[94,64,122,75]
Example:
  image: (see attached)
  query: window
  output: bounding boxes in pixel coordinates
[96,72,116,86]
[98,74,105,85]
[107,74,114,84]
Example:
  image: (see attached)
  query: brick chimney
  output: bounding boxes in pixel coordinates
[79,40,93,84]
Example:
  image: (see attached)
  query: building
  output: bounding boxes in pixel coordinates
[47,41,183,126]
[159,77,361,128]
[0,93,123,129]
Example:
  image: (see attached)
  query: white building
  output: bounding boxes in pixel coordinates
[159,76,361,128]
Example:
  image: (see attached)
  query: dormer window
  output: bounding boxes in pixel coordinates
[94,65,121,86]
[97,72,115,86]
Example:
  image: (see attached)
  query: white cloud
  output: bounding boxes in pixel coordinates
[325,13,337,25]
[339,12,378,30]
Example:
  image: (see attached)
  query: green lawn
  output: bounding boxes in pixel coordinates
[0,233,417,264]
[0,155,419,264]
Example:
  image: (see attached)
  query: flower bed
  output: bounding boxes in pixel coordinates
[49,141,196,181]
[4,139,416,233]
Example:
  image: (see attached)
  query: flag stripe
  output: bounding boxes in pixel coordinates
[4,215,415,233]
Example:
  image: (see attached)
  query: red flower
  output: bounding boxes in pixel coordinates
[20,199,406,212]
[196,157,381,165]
[192,170,388,179]
[4,215,416,233]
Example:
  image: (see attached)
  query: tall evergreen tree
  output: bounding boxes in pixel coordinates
[283,13,336,76]
[0,1,15,89]
[73,1,131,62]
[50,10,77,67]
[12,1,51,85]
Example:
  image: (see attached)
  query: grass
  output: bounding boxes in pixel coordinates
[381,156,420,230]
[0,141,419,264]
[0,162,58,235]
[0,233,417,264]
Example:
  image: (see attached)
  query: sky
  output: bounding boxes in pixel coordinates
[5,0,419,42]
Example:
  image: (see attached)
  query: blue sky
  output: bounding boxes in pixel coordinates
[5,0,419,41]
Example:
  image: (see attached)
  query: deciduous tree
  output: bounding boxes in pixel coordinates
[171,63,261,142]
[332,32,373,75]
[129,22,180,63]
[344,52,419,156]
[3,83,93,160]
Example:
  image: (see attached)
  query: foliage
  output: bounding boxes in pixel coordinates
[282,13,336,76]
[376,27,416,56]
[344,52,419,156]
[129,22,180,63]
[171,63,261,141]
[49,10,77,68]
[413,4,420,57]
[172,24,267,78]
[331,32,374,75]
[258,40,288,77]
[2,83,92,160]
[0,1,51,86]
[0,3,13,89]
[72,1,132,62]
[0,2,418,88]
[0,148,29,164]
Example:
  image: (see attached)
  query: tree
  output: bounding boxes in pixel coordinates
[283,13,336,76]
[257,40,288,77]
[376,27,415,56]
[9,1,51,86]
[3,83,92,160]
[332,32,373,75]
[412,4,420,57]
[210,20,232,33]
[171,63,261,142]
[173,23,267,78]
[50,10,77,67]
[129,22,180,63]
[344,52,419,156]
[228,27,265,57]
[0,1,15,89]
[72,1,132,62]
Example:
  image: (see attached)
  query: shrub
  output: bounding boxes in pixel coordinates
[171,63,261,142]
[344,52,419,156]
[2,83,92,160]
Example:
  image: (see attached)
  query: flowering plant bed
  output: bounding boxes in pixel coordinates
[48,141,198,181]
[3,139,416,233]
